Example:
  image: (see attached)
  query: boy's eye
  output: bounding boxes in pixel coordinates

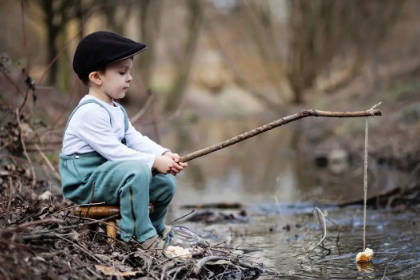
[119,72,126,75]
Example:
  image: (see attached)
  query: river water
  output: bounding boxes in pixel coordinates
[158,117,420,279]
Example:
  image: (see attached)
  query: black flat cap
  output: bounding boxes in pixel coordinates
[73,31,146,81]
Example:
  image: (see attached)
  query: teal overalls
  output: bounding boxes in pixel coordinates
[59,100,176,243]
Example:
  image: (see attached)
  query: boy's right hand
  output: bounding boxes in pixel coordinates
[152,155,175,174]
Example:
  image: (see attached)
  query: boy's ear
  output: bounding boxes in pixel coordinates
[88,71,103,86]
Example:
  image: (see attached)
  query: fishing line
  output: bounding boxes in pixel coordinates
[363,119,368,250]
[356,108,380,264]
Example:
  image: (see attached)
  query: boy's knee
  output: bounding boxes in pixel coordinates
[166,175,176,197]
[116,160,152,183]
[158,174,177,197]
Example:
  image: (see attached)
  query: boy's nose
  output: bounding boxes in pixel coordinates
[127,73,132,82]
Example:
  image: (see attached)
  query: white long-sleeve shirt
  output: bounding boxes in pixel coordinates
[61,95,168,168]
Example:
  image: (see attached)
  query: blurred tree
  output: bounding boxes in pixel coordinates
[136,0,164,88]
[164,0,203,113]
[102,0,134,35]
[31,0,103,85]
[33,0,79,84]
[205,0,405,106]
[286,0,404,103]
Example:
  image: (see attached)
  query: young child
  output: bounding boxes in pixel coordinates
[59,31,187,250]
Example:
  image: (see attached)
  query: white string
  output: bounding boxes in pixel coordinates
[363,119,368,250]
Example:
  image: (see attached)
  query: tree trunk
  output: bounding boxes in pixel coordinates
[137,0,163,87]
[164,0,202,113]
[43,0,58,84]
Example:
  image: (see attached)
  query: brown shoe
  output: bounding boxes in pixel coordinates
[138,235,166,250]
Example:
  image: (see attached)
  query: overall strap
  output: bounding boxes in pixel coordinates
[64,99,129,136]
[116,103,130,133]
[116,103,129,145]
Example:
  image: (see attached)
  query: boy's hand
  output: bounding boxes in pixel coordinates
[162,151,188,175]
[152,155,175,174]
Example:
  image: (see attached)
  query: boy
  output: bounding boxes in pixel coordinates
[59,31,187,250]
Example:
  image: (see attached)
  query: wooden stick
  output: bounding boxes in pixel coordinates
[106,220,117,245]
[180,107,382,162]
[74,206,120,218]
[73,203,155,218]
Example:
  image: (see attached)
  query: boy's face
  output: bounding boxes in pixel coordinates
[99,58,133,100]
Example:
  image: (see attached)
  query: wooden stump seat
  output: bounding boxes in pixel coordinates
[74,203,154,245]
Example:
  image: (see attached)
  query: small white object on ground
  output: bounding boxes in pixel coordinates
[38,191,52,201]
[165,245,192,259]
[356,247,374,263]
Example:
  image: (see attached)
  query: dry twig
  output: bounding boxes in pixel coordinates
[15,109,36,187]
[307,207,327,252]
[180,107,382,162]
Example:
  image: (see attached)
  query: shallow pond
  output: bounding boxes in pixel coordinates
[158,117,420,279]
[171,204,419,279]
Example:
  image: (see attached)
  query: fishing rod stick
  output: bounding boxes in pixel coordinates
[179,105,382,163]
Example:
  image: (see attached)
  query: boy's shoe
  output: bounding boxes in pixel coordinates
[159,225,173,241]
[138,235,166,250]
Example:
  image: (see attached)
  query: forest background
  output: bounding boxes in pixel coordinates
[1,0,420,279]
[1,0,419,209]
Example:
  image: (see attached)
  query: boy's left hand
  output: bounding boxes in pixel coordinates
[163,151,188,175]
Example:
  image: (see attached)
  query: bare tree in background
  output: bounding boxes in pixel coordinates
[205,0,405,106]
[136,0,164,88]
[31,0,100,85]
[102,0,134,35]
[164,0,203,113]
[286,0,404,103]
[34,0,77,84]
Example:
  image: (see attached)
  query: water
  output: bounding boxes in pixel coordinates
[171,204,420,279]
[246,205,420,279]
[157,117,420,279]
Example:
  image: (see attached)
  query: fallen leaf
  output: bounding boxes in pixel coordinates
[38,191,52,201]
[165,245,193,259]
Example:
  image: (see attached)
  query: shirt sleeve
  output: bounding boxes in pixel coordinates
[71,105,157,168]
[124,121,169,156]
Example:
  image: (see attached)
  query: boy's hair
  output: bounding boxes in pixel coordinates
[81,56,134,86]
[73,31,146,84]
[81,66,105,86]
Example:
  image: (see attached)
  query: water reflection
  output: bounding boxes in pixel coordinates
[161,117,299,203]
[160,116,401,205]
[356,261,374,273]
